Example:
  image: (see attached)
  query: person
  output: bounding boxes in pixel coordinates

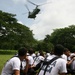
[29,48,36,59]
[27,48,35,68]
[70,53,75,74]
[45,50,51,57]
[34,51,45,66]
[38,44,67,75]
[62,48,75,74]
[21,48,35,75]
[65,49,75,74]
[1,47,29,75]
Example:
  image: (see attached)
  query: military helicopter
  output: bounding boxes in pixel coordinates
[25,4,40,19]
[24,0,51,19]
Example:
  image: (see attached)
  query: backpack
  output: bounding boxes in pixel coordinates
[27,56,45,75]
[27,57,44,75]
[33,55,48,71]
[37,57,59,75]
[33,60,43,71]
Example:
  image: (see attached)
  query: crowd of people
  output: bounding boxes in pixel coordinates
[1,44,75,75]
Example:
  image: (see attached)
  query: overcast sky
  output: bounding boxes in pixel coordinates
[0,0,75,40]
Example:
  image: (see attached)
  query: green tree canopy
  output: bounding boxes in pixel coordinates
[0,10,36,50]
[50,25,75,52]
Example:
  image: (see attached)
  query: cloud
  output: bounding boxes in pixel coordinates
[12,0,27,4]
[30,0,75,40]
[17,21,23,24]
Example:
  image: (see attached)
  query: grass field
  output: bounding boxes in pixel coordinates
[0,54,14,74]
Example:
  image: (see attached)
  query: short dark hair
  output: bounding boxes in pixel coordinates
[28,48,34,55]
[18,47,27,56]
[63,48,69,52]
[54,44,64,56]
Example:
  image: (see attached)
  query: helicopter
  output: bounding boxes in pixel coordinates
[24,0,51,19]
[25,4,40,19]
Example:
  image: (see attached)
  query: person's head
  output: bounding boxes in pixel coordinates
[28,48,34,55]
[18,47,27,60]
[45,50,50,53]
[40,51,44,57]
[63,48,70,56]
[54,44,64,56]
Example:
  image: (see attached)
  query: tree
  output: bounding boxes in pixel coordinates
[0,10,36,50]
[50,25,75,52]
[35,35,54,52]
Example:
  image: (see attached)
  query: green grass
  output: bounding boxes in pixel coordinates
[0,50,17,55]
[0,54,14,74]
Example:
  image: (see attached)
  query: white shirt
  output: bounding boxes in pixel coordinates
[21,60,26,70]
[31,53,36,59]
[70,53,75,70]
[71,60,75,70]
[21,56,34,70]
[61,54,67,61]
[46,53,51,57]
[47,55,53,61]
[28,56,34,65]
[39,55,67,75]
[1,57,21,75]
[34,56,45,66]
[70,53,75,56]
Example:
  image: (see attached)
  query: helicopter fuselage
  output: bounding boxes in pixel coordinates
[28,8,40,18]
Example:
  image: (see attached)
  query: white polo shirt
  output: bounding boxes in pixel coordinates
[1,57,21,75]
[39,55,67,75]
[34,56,45,66]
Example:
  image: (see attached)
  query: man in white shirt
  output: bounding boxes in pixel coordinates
[38,44,67,75]
[45,50,51,57]
[1,47,29,75]
[62,48,75,74]
[70,53,75,74]
[61,53,67,61]
[34,51,45,66]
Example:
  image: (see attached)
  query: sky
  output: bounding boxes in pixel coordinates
[0,0,75,40]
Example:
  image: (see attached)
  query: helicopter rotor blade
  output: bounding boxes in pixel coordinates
[38,1,52,7]
[27,0,38,6]
[22,12,28,15]
[25,4,30,12]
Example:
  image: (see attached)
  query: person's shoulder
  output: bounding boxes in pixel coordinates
[61,54,67,57]
[32,53,36,56]
[47,55,53,60]
[39,55,44,58]
[11,57,20,61]
[28,55,33,60]
[61,54,67,60]
[8,57,20,64]
[28,55,33,58]
[70,53,75,57]
[38,56,44,60]
[57,57,67,63]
